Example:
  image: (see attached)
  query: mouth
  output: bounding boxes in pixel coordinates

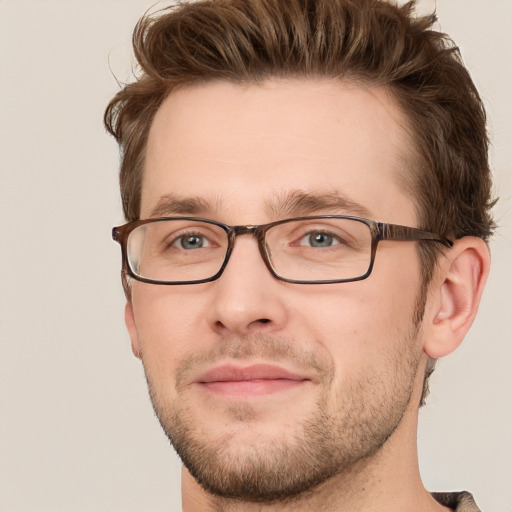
[195,363,311,398]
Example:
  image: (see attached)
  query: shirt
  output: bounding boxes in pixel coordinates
[432,491,481,512]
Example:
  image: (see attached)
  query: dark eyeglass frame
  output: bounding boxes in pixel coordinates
[112,215,453,285]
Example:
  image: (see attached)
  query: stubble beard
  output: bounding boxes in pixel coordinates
[142,308,424,504]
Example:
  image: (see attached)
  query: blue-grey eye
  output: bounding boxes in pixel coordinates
[301,232,340,247]
[176,234,209,249]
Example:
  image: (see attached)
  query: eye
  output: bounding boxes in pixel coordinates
[172,233,213,250]
[299,231,341,248]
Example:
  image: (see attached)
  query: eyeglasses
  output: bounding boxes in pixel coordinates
[112,216,453,285]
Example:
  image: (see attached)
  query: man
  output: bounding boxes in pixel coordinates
[106,0,494,510]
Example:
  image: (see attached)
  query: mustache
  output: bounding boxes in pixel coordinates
[172,333,334,391]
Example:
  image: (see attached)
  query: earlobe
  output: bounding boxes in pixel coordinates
[125,302,142,359]
[424,237,490,359]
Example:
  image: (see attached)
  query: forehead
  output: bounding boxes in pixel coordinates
[143,79,415,224]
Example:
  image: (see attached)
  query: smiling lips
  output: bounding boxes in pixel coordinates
[196,364,310,397]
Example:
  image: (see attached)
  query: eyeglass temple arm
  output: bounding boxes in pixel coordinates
[378,223,453,248]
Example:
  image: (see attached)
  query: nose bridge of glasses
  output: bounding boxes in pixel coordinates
[232,225,259,236]
[225,224,273,274]
[231,225,268,249]
[230,225,268,254]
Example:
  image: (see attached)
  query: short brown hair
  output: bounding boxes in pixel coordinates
[105,0,495,251]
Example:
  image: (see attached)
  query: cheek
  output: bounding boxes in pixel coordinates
[131,285,211,367]
[293,257,422,370]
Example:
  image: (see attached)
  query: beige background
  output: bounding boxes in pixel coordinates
[0,1,510,511]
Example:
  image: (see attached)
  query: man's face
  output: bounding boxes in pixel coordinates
[126,79,428,501]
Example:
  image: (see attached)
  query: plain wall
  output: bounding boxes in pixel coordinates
[0,1,510,511]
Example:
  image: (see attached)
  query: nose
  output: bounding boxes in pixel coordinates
[207,235,288,336]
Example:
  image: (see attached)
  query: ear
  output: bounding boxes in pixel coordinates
[423,237,490,359]
[125,302,142,359]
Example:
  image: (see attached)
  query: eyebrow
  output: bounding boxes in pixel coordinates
[149,193,219,218]
[264,190,373,219]
[148,189,372,220]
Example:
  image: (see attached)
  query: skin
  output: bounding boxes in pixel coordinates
[124,79,490,511]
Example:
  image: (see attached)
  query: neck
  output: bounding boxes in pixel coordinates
[181,404,449,512]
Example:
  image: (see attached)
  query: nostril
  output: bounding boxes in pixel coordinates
[258,318,271,324]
